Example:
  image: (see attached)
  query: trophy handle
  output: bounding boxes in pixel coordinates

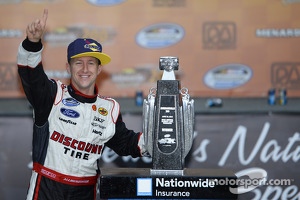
[142,87,156,157]
[181,87,195,158]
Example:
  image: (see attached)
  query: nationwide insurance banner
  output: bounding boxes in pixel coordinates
[0,114,299,199]
[0,0,300,98]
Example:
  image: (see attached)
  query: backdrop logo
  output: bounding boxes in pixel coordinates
[111,65,160,87]
[86,0,126,6]
[152,0,186,7]
[271,62,300,89]
[0,0,21,4]
[26,0,63,2]
[0,29,22,38]
[203,63,252,89]
[282,0,300,4]
[203,21,236,49]
[0,63,18,91]
[136,23,185,49]
[256,28,300,38]
[44,25,116,47]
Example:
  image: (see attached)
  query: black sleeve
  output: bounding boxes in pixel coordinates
[105,114,142,158]
[18,38,57,126]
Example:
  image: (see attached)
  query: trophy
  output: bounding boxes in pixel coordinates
[143,56,194,173]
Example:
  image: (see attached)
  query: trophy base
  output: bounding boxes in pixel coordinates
[99,168,238,199]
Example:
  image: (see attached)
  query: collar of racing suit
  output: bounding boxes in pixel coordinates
[67,83,98,103]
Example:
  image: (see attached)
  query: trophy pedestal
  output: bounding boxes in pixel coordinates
[99,168,238,199]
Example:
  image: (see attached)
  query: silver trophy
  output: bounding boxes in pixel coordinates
[143,56,194,174]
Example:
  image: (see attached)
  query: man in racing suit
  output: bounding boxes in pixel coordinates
[17,9,147,200]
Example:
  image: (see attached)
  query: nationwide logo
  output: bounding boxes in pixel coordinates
[137,178,152,196]
[136,23,185,49]
[98,107,108,116]
[203,21,236,49]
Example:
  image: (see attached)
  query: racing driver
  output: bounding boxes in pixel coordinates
[17,9,148,200]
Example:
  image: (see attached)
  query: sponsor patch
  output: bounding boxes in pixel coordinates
[62,98,80,107]
[98,107,108,116]
[60,108,80,118]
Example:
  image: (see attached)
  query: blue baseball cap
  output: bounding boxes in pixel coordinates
[67,38,111,65]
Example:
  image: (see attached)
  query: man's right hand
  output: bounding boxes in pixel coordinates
[26,9,48,43]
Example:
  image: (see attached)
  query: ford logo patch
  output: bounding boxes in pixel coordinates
[60,108,80,118]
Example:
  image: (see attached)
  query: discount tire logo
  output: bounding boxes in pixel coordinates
[203,21,236,49]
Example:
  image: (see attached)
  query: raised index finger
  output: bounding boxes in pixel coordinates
[42,9,48,25]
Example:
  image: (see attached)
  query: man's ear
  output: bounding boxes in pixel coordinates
[97,65,102,75]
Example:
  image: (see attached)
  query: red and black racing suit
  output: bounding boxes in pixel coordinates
[17,38,146,200]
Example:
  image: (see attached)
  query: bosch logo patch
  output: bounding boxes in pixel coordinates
[98,107,108,116]
[203,21,236,49]
[60,108,80,118]
[271,62,300,89]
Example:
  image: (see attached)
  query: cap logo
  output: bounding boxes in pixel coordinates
[84,43,101,52]
[67,38,111,65]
